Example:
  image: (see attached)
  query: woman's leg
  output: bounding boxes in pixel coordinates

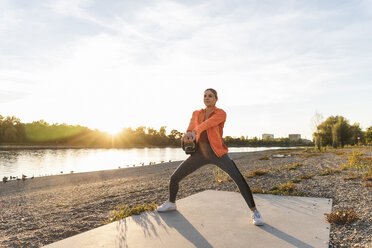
[213,154,256,209]
[169,153,207,202]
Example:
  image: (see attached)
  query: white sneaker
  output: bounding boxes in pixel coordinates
[251,210,264,226]
[157,201,177,212]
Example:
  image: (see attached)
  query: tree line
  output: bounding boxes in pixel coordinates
[313,115,372,149]
[0,115,182,147]
[0,115,315,148]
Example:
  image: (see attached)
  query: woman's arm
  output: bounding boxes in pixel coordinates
[193,109,226,135]
[186,110,199,133]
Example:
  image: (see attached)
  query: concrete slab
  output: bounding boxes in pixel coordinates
[44,190,332,248]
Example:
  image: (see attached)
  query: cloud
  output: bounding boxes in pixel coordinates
[1,0,371,137]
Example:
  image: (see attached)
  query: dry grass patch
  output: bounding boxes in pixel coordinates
[286,162,304,170]
[268,163,304,172]
[212,167,232,183]
[330,151,348,156]
[251,187,265,194]
[319,168,342,176]
[362,174,372,181]
[324,209,357,224]
[245,169,269,178]
[105,203,158,224]
[363,181,372,190]
[248,183,306,196]
[273,150,296,155]
[361,156,372,164]
[269,182,306,196]
[290,178,302,183]
[343,172,362,180]
[341,152,371,174]
[258,155,269,160]
[300,174,313,179]
[300,153,322,158]
[350,151,365,156]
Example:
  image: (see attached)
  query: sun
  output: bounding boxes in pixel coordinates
[98,124,124,135]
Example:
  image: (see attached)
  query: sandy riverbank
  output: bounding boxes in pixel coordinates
[0,148,371,247]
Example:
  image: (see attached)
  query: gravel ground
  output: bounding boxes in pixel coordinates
[0,147,371,248]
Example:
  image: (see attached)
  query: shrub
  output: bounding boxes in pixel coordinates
[324,209,357,224]
[105,203,158,224]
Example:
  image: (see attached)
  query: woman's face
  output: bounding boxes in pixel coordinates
[204,90,217,107]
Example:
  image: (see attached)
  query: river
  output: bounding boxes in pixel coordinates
[0,147,289,178]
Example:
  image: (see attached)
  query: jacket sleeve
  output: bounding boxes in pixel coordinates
[186,110,199,132]
[193,109,226,135]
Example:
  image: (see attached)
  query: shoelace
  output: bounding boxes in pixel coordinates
[253,211,261,219]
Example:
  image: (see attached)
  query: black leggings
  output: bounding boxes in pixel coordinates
[169,141,256,208]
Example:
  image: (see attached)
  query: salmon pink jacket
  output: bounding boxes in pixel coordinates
[186,107,228,158]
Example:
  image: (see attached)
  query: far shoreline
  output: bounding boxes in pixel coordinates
[0,144,313,150]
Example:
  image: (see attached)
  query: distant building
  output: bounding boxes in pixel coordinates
[289,134,301,141]
[262,134,274,139]
[302,139,313,144]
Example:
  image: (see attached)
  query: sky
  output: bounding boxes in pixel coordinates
[1,0,372,140]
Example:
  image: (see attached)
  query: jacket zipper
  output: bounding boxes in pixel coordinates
[206,128,218,157]
[204,109,218,157]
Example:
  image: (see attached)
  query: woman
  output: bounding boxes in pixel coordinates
[157,88,264,226]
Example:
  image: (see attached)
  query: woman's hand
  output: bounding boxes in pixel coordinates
[182,131,196,143]
[190,131,196,141]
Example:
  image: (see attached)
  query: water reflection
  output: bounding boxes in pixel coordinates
[0,147,286,178]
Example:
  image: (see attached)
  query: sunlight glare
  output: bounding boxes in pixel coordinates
[97,124,123,135]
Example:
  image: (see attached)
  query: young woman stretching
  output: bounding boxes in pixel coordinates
[157,88,264,226]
